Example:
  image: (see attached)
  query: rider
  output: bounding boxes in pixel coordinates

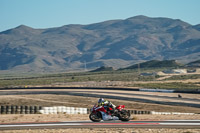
[98,98,116,115]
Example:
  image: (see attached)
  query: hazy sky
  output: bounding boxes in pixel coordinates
[1,0,200,32]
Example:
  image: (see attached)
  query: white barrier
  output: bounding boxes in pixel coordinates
[38,107,196,115]
[139,88,174,93]
[151,111,194,115]
[39,106,87,114]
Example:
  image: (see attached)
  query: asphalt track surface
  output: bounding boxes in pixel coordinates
[0,120,200,130]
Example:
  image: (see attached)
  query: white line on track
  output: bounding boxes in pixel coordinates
[160,123,200,125]
[62,120,92,123]
[165,120,200,121]
[0,123,82,128]
[1,121,200,128]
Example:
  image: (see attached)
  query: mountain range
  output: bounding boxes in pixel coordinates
[0,15,200,72]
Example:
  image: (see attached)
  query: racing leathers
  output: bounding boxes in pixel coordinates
[98,99,116,115]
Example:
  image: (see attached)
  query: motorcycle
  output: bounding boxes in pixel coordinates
[89,104,131,122]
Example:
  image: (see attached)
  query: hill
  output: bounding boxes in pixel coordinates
[90,66,114,72]
[0,15,200,72]
[186,60,200,67]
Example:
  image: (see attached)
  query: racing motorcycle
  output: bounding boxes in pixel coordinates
[89,104,131,122]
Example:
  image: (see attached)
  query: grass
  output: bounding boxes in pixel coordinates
[0,69,153,88]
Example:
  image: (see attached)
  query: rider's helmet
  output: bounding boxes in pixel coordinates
[98,98,105,105]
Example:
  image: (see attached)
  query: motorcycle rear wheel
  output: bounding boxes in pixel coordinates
[119,110,130,121]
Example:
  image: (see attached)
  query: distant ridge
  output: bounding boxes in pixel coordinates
[90,66,114,72]
[0,15,200,72]
[186,60,200,67]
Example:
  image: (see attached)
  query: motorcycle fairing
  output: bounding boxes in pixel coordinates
[100,111,119,121]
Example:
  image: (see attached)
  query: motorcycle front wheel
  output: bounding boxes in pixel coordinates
[89,112,102,122]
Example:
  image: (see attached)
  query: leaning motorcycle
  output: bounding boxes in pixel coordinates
[89,104,131,122]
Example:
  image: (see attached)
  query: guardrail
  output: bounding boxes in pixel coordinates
[0,105,196,115]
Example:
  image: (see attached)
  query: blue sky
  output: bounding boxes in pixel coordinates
[0,0,200,32]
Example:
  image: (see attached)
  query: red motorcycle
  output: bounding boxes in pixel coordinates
[89,104,131,122]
